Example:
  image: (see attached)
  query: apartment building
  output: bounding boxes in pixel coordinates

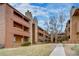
[0,3,51,48]
[65,20,70,38]
[62,20,71,43]
[64,7,79,44]
[55,33,65,43]
[0,3,32,48]
[25,10,38,44]
[69,7,79,43]
[38,27,51,43]
[63,20,70,43]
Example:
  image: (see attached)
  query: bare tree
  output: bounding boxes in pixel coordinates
[58,11,65,33]
[44,19,50,33]
[44,11,65,43]
[49,16,59,43]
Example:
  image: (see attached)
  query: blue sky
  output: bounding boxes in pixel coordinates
[10,3,79,32]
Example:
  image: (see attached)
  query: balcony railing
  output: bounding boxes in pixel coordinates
[13,27,30,37]
[13,15,30,28]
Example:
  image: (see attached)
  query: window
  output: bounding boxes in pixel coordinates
[24,26,29,32]
[14,21,22,29]
[38,33,43,36]
[68,36,70,39]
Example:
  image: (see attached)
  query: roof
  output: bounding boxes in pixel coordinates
[57,33,65,35]
[73,9,79,16]
[38,26,49,34]
[5,3,31,21]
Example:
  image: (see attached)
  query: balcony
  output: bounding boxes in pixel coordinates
[38,36,44,42]
[38,29,44,34]
[13,14,30,28]
[13,27,30,37]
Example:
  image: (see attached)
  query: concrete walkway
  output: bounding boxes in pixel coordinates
[49,43,66,56]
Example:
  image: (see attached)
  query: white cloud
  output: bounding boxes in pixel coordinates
[38,19,45,29]
[10,3,50,30]
[10,3,49,17]
[10,3,72,31]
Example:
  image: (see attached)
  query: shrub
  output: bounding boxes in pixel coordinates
[0,44,4,49]
[21,42,31,46]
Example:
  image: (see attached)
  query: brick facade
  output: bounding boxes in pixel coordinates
[64,7,79,44]
[0,3,51,48]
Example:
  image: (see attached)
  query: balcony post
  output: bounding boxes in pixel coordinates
[21,37,24,44]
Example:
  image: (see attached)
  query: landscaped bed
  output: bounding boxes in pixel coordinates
[0,43,55,56]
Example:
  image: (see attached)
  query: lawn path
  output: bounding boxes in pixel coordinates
[49,43,66,56]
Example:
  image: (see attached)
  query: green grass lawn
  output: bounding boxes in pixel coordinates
[0,43,55,56]
[71,44,79,55]
[63,44,77,56]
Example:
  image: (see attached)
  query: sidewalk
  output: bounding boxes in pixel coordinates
[49,43,66,56]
